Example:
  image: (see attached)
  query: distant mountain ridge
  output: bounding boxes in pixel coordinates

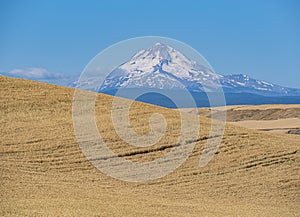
[220,74,300,96]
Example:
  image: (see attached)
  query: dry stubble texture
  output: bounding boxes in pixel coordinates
[0,76,299,216]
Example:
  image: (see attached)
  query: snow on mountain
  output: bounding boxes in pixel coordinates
[100,43,221,92]
[220,74,300,96]
[72,43,300,96]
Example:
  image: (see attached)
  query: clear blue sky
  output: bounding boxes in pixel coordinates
[1,0,299,88]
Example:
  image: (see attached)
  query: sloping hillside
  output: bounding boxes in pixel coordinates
[0,76,299,216]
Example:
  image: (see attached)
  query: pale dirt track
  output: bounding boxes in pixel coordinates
[0,76,300,216]
[228,118,300,134]
[194,104,300,134]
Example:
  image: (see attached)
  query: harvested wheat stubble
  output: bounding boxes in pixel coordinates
[0,76,299,217]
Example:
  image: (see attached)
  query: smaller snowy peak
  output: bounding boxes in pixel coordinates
[224,74,250,81]
[219,73,300,96]
[221,74,273,89]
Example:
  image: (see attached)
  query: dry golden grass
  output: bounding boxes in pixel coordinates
[1,76,300,216]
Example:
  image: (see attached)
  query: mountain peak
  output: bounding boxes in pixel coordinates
[100,43,220,91]
[153,42,166,46]
[143,42,173,60]
[131,43,171,61]
[152,42,169,49]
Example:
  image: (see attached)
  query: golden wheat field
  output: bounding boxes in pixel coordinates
[0,76,299,216]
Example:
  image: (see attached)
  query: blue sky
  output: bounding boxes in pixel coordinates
[1,0,300,88]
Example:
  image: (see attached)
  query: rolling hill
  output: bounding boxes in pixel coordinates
[0,76,299,216]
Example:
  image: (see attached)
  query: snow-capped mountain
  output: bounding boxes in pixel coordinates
[98,43,300,96]
[100,43,221,92]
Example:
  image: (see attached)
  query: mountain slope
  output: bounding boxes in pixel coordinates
[1,76,299,216]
